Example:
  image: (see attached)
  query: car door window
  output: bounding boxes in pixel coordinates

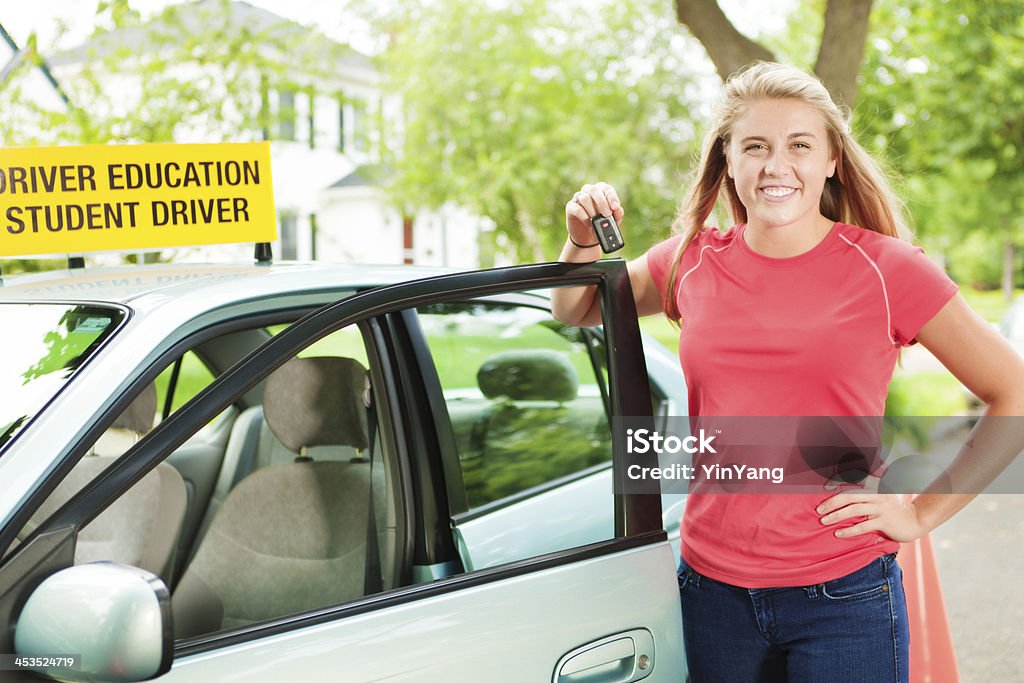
[415,300,626,571]
[420,301,611,510]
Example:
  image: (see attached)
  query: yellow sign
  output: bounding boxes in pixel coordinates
[0,142,276,257]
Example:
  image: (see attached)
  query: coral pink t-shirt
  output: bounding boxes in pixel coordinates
[646,222,959,587]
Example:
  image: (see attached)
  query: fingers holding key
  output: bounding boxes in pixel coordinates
[577,183,622,221]
[567,182,624,223]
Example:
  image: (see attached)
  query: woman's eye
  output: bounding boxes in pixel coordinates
[745,144,767,152]
[792,142,811,150]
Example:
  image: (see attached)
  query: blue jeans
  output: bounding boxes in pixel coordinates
[678,553,909,682]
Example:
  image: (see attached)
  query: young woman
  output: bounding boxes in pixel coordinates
[552,62,1024,682]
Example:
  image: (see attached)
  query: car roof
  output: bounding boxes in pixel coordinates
[0,261,454,308]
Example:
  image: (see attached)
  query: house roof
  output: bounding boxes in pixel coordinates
[51,0,374,74]
[0,22,18,53]
[328,163,391,189]
[0,22,71,106]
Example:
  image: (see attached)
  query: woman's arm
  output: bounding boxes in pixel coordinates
[818,293,1024,541]
[551,182,665,327]
[905,293,1024,529]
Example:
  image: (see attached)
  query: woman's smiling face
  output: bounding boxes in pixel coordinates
[725,98,837,233]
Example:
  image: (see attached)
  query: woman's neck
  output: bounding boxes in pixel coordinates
[742,216,836,258]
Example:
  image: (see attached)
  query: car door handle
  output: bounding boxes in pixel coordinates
[553,628,655,683]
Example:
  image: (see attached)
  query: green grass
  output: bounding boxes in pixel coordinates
[960,287,1021,323]
[153,351,215,415]
[428,326,594,390]
[884,372,967,449]
[639,315,679,352]
[886,372,966,417]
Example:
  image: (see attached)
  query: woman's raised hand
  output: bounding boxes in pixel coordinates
[565,182,624,250]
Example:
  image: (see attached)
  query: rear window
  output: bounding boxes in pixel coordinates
[0,304,126,452]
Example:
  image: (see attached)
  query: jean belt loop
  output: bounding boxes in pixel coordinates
[805,583,820,598]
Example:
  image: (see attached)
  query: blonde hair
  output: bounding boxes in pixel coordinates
[664,62,910,321]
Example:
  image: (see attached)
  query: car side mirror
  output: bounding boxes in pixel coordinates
[14,562,172,682]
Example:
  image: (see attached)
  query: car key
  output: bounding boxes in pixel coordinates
[591,214,625,253]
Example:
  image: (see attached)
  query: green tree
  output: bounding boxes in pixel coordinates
[368,0,697,262]
[857,0,1024,296]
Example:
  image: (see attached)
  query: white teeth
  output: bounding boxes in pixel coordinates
[762,187,795,197]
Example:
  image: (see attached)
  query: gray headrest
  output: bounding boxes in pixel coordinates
[112,383,157,434]
[263,357,369,453]
[477,350,578,403]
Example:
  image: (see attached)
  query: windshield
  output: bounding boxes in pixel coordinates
[0,304,126,453]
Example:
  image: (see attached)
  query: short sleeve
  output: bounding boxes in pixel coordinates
[882,242,959,346]
[645,234,684,302]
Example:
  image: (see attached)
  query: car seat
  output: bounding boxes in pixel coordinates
[27,383,187,587]
[171,356,380,638]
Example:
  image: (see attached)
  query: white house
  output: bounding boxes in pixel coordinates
[44,0,485,268]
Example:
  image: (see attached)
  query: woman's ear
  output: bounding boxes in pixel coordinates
[827,158,837,178]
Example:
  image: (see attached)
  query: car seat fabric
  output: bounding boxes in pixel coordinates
[262,356,368,453]
[65,458,186,582]
[90,379,158,456]
[29,383,186,585]
[189,361,371,555]
[172,357,376,638]
[173,461,370,634]
[112,380,158,433]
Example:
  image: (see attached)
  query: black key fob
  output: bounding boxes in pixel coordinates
[591,214,625,253]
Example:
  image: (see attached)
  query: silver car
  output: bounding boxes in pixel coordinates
[0,258,688,682]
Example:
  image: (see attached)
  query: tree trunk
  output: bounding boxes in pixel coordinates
[1003,239,1016,302]
[814,0,875,108]
[674,0,875,109]
[673,0,774,81]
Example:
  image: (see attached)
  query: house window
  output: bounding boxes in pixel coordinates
[338,96,369,154]
[278,90,296,141]
[260,75,270,141]
[279,212,298,260]
[351,98,368,153]
[307,88,316,149]
[337,97,346,152]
